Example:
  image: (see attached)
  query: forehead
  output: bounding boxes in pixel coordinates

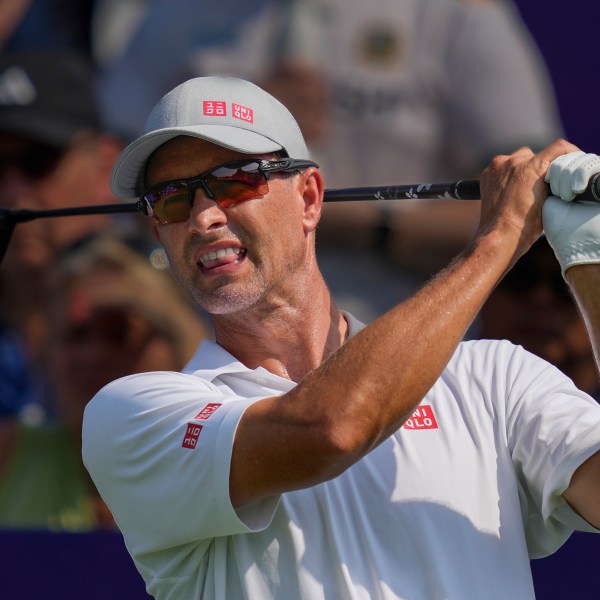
[145,136,251,187]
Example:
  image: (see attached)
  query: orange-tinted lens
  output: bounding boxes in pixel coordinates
[206,165,269,208]
[145,183,191,224]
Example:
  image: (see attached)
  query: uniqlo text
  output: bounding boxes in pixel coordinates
[232,103,253,123]
[403,405,439,430]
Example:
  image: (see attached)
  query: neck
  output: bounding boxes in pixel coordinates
[211,275,348,382]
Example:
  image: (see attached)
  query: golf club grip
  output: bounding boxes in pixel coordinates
[323,175,600,202]
[323,180,481,202]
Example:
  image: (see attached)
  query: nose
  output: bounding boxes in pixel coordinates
[186,188,228,233]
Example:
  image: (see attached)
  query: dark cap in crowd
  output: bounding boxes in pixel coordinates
[0,49,100,149]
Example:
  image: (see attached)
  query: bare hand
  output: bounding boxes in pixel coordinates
[478,139,581,260]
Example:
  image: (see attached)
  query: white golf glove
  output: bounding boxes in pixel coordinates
[544,150,600,202]
[542,151,600,275]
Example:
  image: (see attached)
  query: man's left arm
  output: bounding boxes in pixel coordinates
[543,152,600,528]
[559,265,600,528]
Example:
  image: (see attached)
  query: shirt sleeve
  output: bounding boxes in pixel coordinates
[503,344,600,557]
[82,371,280,557]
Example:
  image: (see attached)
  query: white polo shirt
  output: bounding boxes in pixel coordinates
[82,316,600,600]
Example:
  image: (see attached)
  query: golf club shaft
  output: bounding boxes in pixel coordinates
[0,181,481,227]
[2,174,600,223]
[1,175,599,266]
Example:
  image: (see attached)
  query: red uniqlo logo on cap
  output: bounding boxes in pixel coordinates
[182,423,203,449]
[194,403,221,420]
[232,103,253,123]
[203,101,227,117]
[403,405,438,430]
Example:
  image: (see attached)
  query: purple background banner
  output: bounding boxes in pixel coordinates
[0,529,598,599]
[514,0,600,151]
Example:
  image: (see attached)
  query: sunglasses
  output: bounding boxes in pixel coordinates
[138,157,319,225]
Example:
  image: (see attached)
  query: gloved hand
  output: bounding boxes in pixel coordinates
[543,151,600,275]
[544,151,600,201]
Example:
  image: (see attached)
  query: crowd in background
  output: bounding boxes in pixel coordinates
[0,0,598,533]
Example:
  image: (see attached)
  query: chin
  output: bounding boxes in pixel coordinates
[192,286,262,315]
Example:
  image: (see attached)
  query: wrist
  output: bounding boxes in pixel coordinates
[543,197,600,275]
[469,225,529,275]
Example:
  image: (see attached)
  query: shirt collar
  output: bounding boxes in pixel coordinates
[182,310,365,383]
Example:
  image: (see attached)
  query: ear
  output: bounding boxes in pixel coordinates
[299,167,324,233]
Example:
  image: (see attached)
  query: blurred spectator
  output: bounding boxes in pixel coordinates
[92,0,157,68]
[0,235,210,530]
[95,0,271,138]
[0,0,96,57]
[478,237,600,401]
[96,0,563,320]
[0,0,31,49]
[0,0,153,69]
[0,48,147,419]
[96,0,563,183]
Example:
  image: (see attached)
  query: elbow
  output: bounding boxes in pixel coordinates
[312,420,376,480]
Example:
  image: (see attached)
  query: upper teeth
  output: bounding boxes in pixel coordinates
[200,247,242,264]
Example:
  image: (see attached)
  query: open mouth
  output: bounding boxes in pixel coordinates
[198,246,247,270]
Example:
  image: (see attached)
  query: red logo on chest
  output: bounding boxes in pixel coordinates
[402,405,438,430]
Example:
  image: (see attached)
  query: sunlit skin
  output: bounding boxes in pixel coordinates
[144,137,600,528]
[145,136,348,381]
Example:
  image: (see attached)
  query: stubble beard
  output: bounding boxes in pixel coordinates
[174,263,270,316]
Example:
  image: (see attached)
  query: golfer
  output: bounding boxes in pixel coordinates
[83,76,600,600]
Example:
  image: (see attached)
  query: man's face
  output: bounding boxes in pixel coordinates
[0,133,110,270]
[145,136,318,315]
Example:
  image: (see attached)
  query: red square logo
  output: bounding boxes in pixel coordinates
[203,101,227,117]
[402,405,438,430]
[232,103,253,123]
[182,423,203,449]
[194,403,222,420]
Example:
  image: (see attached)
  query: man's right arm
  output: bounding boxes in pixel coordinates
[229,139,581,508]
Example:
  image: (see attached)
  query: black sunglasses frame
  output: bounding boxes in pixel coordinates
[138,157,319,224]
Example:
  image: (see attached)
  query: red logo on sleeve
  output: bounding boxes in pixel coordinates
[194,403,221,420]
[182,423,203,449]
[203,101,227,117]
[232,103,253,123]
[402,405,438,430]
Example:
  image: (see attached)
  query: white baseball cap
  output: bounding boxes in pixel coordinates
[110,76,311,198]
